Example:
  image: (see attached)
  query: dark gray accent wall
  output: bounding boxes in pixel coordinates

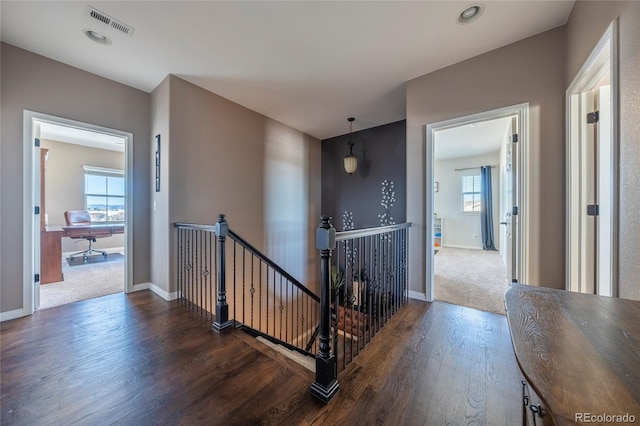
[322,120,406,230]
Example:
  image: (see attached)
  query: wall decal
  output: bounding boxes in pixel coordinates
[378,179,396,226]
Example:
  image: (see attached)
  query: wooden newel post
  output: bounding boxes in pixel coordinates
[213,214,232,333]
[311,215,340,403]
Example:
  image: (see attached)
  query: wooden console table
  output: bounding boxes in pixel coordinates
[505,283,640,425]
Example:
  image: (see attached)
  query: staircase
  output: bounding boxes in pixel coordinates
[174,214,411,403]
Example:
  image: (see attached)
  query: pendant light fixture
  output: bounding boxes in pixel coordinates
[343,117,358,174]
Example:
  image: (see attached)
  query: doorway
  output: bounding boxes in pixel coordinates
[432,116,512,314]
[566,21,618,297]
[425,104,529,307]
[23,111,134,313]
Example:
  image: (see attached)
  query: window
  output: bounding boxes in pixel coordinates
[462,174,481,213]
[84,166,124,222]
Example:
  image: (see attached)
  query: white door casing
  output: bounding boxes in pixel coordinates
[566,21,617,297]
[22,110,134,318]
[425,103,529,302]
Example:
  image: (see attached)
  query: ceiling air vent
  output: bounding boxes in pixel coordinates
[86,6,135,37]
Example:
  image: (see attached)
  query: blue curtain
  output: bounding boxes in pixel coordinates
[480,166,496,251]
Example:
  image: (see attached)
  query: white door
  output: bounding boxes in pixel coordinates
[596,85,612,296]
[501,115,520,283]
[33,122,42,310]
[571,85,613,296]
[581,89,597,294]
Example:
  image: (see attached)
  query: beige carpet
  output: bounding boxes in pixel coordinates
[39,253,124,310]
[434,246,509,315]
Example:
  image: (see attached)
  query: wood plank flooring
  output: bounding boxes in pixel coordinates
[1,291,523,425]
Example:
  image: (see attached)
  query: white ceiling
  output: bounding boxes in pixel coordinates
[435,116,511,160]
[1,1,575,140]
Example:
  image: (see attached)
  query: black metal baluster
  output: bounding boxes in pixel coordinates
[258,259,262,333]
[210,229,214,319]
[189,229,193,310]
[250,253,255,328]
[233,239,237,323]
[265,265,270,336]
[279,274,283,341]
[285,276,288,344]
[177,229,182,305]
[213,231,218,312]
[242,248,246,326]
[197,228,201,315]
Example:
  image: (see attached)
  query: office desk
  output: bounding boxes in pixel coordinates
[39,224,125,285]
[62,223,125,238]
[41,226,65,284]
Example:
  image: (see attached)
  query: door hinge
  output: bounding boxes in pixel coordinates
[34,138,40,147]
[34,206,40,215]
[512,133,519,143]
[512,206,519,216]
[587,111,599,124]
[34,273,40,283]
[587,204,599,216]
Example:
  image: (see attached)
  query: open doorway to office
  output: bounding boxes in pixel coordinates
[425,104,529,314]
[23,111,133,312]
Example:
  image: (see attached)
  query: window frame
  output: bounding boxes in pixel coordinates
[83,165,125,223]
[461,174,481,214]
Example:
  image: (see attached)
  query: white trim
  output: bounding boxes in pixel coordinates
[23,111,134,318]
[441,244,484,250]
[149,283,179,301]
[83,165,124,175]
[565,20,618,296]
[23,112,36,315]
[425,103,529,302]
[0,308,30,322]
[408,290,428,302]
[291,325,320,347]
[132,282,151,292]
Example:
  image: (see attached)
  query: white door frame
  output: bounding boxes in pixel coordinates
[566,21,618,296]
[23,110,134,314]
[425,103,529,302]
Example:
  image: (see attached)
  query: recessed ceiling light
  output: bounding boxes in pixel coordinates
[84,29,112,45]
[457,4,484,24]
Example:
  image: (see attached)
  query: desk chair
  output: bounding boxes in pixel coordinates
[64,210,109,261]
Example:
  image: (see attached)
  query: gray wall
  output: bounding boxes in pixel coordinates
[322,120,406,230]
[407,27,566,293]
[0,43,151,314]
[151,75,322,296]
[564,0,640,300]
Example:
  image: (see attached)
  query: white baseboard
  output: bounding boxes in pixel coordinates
[0,307,29,322]
[441,244,483,250]
[291,325,318,347]
[408,290,428,302]
[148,283,179,301]
[131,282,150,292]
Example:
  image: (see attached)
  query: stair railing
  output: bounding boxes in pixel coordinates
[175,214,411,405]
[311,216,412,403]
[174,215,320,356]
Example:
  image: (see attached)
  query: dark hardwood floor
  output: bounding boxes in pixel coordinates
[1,290,523,425]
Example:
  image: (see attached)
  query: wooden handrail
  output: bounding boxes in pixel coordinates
[335,222,411,241]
